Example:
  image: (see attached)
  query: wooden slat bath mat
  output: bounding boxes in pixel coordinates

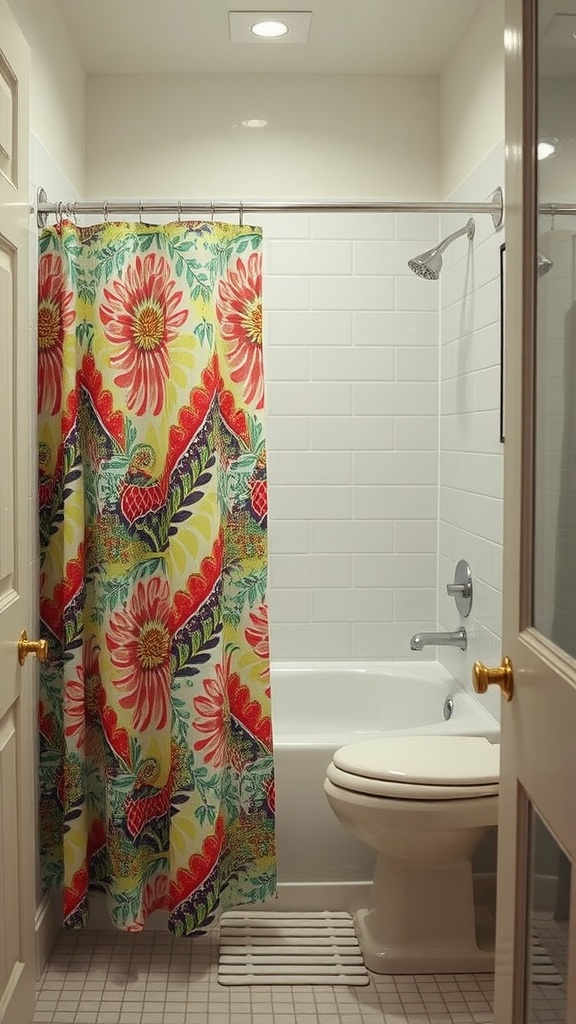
[217,910,369,985]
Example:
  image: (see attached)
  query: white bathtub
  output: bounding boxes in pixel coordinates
[269,660,500,912]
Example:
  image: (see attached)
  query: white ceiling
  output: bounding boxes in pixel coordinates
[52,0,482,76]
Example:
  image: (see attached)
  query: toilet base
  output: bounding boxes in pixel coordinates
[355,905,495,975]
[353,849,496,975]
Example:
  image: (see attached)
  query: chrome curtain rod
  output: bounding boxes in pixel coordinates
[540,203,576,216]
[36,187,504,229]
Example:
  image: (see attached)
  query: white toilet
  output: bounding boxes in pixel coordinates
[324,734,499,974]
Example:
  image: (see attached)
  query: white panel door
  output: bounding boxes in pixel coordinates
[0,4,35,1024]
[495,0,576,1019]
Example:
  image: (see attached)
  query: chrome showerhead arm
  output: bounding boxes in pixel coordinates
[435,217,475,256]
[407,217,475,279]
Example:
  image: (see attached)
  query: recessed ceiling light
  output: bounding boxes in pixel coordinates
[251,19,289,37]
[229,12,312,45]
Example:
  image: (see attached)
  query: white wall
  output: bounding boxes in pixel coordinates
[9,0,85,196]
[85,73,439,200]
[437,142,505,720]
[440,0,505,198]
[436,1,505,719]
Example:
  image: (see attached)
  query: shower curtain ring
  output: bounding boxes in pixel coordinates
[57,201,64,226]
[177,200,182,223]
[103,200,109,223]
[71,202,78,225]
[211,201,215,222]
[139,200,143,223]
[239,202,244,227]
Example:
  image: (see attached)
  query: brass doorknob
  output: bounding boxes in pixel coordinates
[473,656,514,702]
[18,630,49,666]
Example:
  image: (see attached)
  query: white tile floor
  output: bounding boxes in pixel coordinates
[35,928,497,1024]
[34,913,571,1024]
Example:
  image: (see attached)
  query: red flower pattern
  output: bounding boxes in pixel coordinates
[245,603,270,682]
[38,253,76,414]
[193,645,272,766]
[192,655,230,768]
[106,577,172,731]
[63,664,86,750]
[100,253,188,415]
[245,604,269,661]
[217,252,264,409]
[39,222,273,935]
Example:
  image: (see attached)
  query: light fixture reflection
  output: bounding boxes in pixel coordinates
[538,140,556,160]
[240,119,269,129]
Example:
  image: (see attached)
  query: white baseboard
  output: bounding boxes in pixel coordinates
[251,881,372,915]
[35,893,61,977]
[81,881,373,930]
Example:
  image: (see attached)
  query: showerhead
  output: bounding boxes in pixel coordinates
[408,218,476,280]
[537,252,553,277]
[408,252,442,280]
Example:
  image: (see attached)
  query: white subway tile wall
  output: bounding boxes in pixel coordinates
[259,209,440,661]
[261,143,505,681]
[437,143,505,717]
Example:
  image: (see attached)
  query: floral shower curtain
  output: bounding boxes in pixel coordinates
[37,219,275,934]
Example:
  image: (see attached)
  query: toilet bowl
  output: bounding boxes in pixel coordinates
[324,734,499,974]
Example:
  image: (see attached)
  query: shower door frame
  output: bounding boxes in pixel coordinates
[495,0,576,1019]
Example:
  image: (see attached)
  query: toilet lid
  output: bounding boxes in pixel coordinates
[332,735,499,786]
[326,761,499,800]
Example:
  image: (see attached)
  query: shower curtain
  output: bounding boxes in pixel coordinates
[37,218,275,934]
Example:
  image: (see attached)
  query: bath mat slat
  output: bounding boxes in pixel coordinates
[218,911,369,986]
[531,931,563,985]
[223,910,352,919]
[220,944,361,955]
[220,953,365,965]
[220,934,359,946]
[220,926,355,939]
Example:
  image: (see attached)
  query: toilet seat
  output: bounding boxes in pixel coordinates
[329,735,499,801]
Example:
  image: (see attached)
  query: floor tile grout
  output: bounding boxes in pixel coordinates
[35,926,499,1024]
[34,915,568,1024]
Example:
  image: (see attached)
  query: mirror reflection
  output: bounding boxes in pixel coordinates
[524,806,569,1023]
[533,0,576,653]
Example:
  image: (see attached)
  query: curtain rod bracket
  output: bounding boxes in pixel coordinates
[491,187,504,230]
[37,187,49,229]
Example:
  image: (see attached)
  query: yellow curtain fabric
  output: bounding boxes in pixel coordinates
[38,220,275,933]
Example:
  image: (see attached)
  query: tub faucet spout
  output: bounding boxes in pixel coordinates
[410,628,467,651]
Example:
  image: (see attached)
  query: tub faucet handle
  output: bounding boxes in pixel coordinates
[446,560,473,617]
[446,582,470,596]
